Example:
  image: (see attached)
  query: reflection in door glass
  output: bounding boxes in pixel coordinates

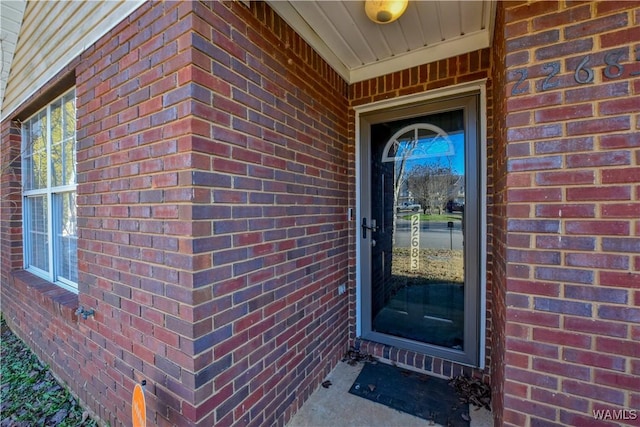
[370,109,466,350]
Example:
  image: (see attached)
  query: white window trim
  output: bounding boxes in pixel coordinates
[21,89,78,293]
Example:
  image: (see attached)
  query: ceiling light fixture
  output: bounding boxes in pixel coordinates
[364,0,409,24]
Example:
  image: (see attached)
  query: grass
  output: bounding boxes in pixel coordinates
[1,317,97,426]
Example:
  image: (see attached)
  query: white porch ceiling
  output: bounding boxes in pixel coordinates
[268,0,496,83]
[0,1,496,115]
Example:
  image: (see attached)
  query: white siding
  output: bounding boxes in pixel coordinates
[2,0,145,120]
[0,0,27,114]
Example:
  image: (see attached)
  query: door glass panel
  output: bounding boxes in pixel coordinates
[370,109,466,350]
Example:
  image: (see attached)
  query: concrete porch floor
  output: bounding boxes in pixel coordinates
[287,361,492,427]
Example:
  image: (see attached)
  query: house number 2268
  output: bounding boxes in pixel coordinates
[511,47,640,96]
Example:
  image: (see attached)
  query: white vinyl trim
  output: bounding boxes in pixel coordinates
[267,1,351,82]
[350,30,490,83]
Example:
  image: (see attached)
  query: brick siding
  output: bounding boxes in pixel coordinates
[2,1,350,426]
[75,2,202,424]
[3,1,638,426]
[497,1,640,425]
[0,120,23,276]
[490,1,509,424]
[0,59,106,421]
[177,2,351,426]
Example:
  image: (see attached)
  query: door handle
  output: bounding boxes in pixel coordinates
[361,218,378,238]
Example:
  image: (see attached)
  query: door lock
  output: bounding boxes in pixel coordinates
[361,218,378,238]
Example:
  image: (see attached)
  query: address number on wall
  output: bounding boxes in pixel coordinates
[410,214,420,272]
[511,47,640,96]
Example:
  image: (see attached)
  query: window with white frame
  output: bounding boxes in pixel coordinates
[22,89,78,292]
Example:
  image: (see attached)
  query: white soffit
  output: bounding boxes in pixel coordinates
[268,0,496,84]
[0,0,26,115]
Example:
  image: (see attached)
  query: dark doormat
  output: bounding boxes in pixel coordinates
[348,362,469,426]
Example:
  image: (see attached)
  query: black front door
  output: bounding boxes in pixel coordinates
[359,94,481,366]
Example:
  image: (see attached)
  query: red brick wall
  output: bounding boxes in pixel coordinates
[74,2,202,425]
[0,120,23,278]
[5,0,638,426]
[499,1,640,425]
[0,59,111,422]
[179,2,351,426]
[490,1,509,425]
[1,101,88,415]
[2,1,351,426]
[2,3,203,425]
[349,49,495,380]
